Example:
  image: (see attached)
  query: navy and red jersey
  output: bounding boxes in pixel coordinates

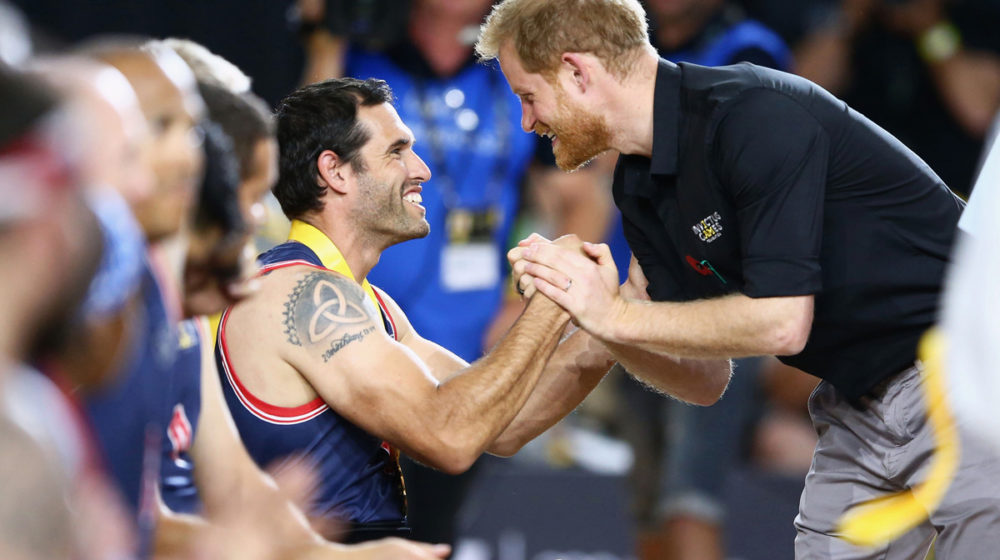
[216,241,407,542]
[159,318,203,514]
[84,259,178,556]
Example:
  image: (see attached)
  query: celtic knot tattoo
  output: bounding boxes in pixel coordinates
[282,275,309,346]
[307,278,370,343]
[281,271,377,355]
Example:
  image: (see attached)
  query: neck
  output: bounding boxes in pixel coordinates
[409,4,480,76]
[300,213,382,283]
[608,49,661,157]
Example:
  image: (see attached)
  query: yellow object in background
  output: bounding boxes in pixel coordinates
[836,329,959,547]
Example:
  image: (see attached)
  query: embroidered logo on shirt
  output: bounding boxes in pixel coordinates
[692,212,723,243]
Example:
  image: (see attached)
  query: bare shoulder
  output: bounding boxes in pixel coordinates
[277,268,382,360]
[222,265,389,403]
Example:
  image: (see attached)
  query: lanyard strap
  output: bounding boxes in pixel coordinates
[287,219,381,313]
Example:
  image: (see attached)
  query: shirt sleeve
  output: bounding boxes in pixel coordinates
[712,89,829,298]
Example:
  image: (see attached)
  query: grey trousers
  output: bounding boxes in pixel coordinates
[794,364,1000,559]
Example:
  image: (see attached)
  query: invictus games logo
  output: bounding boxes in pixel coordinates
[692,212,723,243]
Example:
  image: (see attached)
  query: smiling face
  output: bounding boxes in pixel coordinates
[498,43,612,171]
[107,51,205,242]
[349,102,432,245]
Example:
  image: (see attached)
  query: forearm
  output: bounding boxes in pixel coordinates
[300,30,348,85]
[154,507,209,559]
[927,51,1000,137]
[604,293,812,359]
[488,326,616,456]
[602,339,731,405]
[198,449,324,548]
[427,295,570,470]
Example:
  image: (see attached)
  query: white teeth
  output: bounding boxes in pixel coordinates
[403,193,423,204]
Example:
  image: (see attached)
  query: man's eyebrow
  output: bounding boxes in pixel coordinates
[385,137,412,153]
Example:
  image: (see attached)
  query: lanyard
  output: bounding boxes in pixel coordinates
[413,67,512,210]
[287,219,381,313]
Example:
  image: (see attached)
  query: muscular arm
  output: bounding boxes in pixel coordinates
[518,242,768,405]
[157,319,451,560]
[282,270,569,474]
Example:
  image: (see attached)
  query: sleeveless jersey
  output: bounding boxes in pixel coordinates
[159,318,204,514]
[84,258,178,557]
[216,241,407,541]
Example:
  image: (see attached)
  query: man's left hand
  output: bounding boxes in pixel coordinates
[522,241,624,339]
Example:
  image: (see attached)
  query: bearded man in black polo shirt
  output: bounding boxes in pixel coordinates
[478,1,1000,558]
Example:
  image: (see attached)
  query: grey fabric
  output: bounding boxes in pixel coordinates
[794,364,1000,559]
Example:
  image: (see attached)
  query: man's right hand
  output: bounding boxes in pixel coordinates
[508,233,585,299]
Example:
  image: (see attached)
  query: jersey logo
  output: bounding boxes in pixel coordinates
[692,212,723,243]
[167,403,193,461]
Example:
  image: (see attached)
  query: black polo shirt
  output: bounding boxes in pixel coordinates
[614,59,964,403]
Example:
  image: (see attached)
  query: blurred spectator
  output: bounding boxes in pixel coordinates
[11,0,303,106]
[72,41,205,557]
[0,62,131,560]
[765,0,1000,196]
[0,0,31,66]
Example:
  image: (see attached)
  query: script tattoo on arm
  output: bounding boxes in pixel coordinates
[281,271,380,360]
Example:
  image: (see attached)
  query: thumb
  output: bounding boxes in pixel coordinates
[428,543,451,558]
[582,242,613,265]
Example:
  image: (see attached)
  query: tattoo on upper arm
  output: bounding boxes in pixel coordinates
[281,271,379,359]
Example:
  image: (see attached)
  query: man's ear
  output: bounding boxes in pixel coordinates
[316,149,350,195]
[559,52,594,94]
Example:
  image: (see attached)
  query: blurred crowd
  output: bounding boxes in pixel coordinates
[0,0,997,559]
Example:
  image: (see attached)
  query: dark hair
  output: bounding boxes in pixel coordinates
[274,77,392,219]
[196,82,274,181]
[194,120,245,239]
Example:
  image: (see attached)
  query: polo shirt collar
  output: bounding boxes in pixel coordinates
[649,58,681,177]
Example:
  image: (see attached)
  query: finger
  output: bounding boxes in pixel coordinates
[524,243,590,274]
[518,232,550,247]
[519,273,537,298]
[512,260,536,297]
[507,245,524,266]
[582,241,613,264]
[552,233,583,251]
[523,261,571,291]
[532,276,573,311]
[428,543,452,558]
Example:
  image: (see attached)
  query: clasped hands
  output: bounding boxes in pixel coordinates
[508,233,649,341]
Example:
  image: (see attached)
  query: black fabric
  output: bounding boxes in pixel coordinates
[13,0,304,107]
[614,59,964,404]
